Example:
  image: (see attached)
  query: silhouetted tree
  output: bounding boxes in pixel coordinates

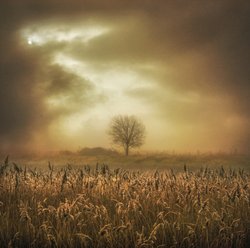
[108,115,146,156]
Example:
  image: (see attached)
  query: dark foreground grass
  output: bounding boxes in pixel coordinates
[0,158,250,247]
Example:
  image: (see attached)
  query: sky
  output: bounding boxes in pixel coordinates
[0,0,249,154]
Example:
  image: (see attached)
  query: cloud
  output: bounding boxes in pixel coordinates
[44,65,97,114]
[0,39,46,150]
[0,0,249,153]
[0,12,106,152]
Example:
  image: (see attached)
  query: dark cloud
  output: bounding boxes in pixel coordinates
[0,12,103,152]
[44,65,98,115]
[66,1,249,98]
[0,39,46,150]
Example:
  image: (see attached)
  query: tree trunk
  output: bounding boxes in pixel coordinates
[125,145,129,156]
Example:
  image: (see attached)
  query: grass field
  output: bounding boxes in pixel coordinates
[0,154,250,247]
[5,150,250,171]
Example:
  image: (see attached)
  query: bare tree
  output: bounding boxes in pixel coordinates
[108,115,146,156]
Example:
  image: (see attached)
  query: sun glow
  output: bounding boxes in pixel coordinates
[21,23,110,46]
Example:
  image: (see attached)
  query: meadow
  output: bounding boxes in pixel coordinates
[0,153,249,247]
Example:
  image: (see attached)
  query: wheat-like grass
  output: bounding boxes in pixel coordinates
[0,159,249,247]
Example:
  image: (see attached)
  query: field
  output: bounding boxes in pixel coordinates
[0,154,250,247]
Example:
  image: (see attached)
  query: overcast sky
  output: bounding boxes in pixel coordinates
[0,0,249,154]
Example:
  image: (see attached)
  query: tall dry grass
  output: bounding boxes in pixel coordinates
[0,157,249,247]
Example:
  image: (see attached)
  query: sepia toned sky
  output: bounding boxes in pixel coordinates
[0,0,249,154]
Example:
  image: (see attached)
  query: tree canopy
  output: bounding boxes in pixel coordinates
[108,115,146,156]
